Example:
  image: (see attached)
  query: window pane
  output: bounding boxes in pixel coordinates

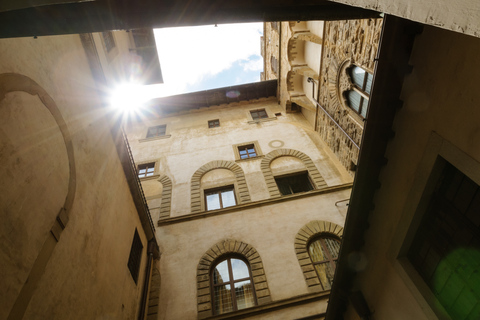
[235,281,255,310]
[360,98,368,118]
[221,190,236,208]
[351,66,366,88]
[146,172,154,177]
[139,169,146,174]
[206,193,221,210]
[213,260,230,284]
[365,72,373,94]
[231,259,250,280]
[347,91,362,113]
[309,239,327,263]
[324,238,341,259]
[214,284,233,315]
[314,262,334,290]
[147,167,154,172]
[239,150,247,155]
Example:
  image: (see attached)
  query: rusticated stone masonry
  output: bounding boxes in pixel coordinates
[316,19,383,175]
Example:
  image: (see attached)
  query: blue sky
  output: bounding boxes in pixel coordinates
[110,23,263,110]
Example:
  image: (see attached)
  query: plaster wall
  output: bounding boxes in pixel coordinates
[126,99,353,218]
[349,26,480,319]
[155,189,350,320]
[0,34,149,319]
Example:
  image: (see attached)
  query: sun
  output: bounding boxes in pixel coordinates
[109,83,148,113]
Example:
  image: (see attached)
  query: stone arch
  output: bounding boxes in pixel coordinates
[196,239,272,319]
[0,73,76,225]
[158,175,172,219]
[190,160,251,213]
[260,149,327,197]
[293,31,323,45]
[294,220,344,292]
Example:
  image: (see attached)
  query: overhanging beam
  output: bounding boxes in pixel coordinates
[0,0,380,38]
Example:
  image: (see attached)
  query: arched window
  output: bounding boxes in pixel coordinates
[211,256,257,315]
[308,236,341,290]
[347,66,373,118]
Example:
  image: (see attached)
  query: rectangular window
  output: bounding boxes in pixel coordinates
[407,161,480,320]
[208,119,220,128]
[146,125,166,138]
[205,186,236,211]
[138,162,155,178]
[102,31,116,53]
[127,229,143,284]
[275,172,314,195]
[250,109,268,120]
[237,144,257,159]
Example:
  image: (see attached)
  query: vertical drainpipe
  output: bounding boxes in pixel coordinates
[138,239,155,320]
[314,21,327,131]
[278,21,282,102]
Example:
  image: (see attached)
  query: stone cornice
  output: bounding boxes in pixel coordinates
[158,183,352,226]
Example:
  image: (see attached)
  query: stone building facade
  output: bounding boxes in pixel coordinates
[124,83,353,319]
[316,19,382,173]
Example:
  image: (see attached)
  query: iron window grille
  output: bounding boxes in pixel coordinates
[308,236,341,290]
[275,172,314,195]
[127,229,143,284]
[102,31,116,53]
[138,162,155,178]
[250,109,268,120]
[146,125,166,138]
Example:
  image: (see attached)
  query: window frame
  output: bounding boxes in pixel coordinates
[250,109,268,121]
[204,185,237,211]
[137,162,156,179]
[208,119,220,128]
[346,66,373,118]
[232,141,263,161]
[307,235,341,291]
[146,124,167,138]
[274,171,314,195]
[127,229,143,284]
[101,31,116,53]
[390,133,480,319]
[210,255,258,315]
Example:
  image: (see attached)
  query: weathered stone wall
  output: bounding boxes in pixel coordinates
[262,22,280,81]
[316,19,383,174]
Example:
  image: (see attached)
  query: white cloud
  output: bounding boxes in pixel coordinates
[147,23,263,98]
[241,57,263,72]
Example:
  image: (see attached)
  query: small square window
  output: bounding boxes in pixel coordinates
[275,172,314,195]
[138,162,155,178]
[250,109,268,120]
[205,186,236,211]
[102,31,116,53]
[238,144,257,159]
[146,125,166,138]
[127,229,143,284]
[208,119,220,128]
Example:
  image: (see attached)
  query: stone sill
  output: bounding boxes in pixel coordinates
[235,155,265,162]
[199,290,329,320]
[139,174,160,181]
[247,116,277,124]
[139,134,171,142]
[158,183,352,226]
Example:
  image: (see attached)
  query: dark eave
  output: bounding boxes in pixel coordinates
[325,15,422,319]
[0,0,380,38]
[145,79,278,115]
